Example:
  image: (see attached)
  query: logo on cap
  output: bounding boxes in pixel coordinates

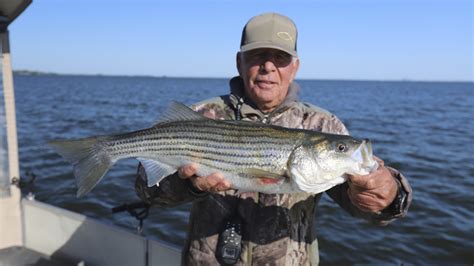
[277,32,293,42]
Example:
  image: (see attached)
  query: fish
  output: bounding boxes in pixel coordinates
[49,101,378,197]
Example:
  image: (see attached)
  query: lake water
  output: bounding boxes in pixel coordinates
[9,75,474,264]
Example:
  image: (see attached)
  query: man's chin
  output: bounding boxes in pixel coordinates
[253,92,277,103]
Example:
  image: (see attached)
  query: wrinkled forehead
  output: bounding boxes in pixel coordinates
[242,48,293,58]
[239,48,297,69]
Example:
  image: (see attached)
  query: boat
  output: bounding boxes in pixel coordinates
[0,1,181,265]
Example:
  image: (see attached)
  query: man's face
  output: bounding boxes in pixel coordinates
[237,48,300,113]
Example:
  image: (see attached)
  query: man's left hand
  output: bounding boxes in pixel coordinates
[347,157,399,213]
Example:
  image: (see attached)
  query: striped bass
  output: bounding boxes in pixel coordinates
[49,102,378,197]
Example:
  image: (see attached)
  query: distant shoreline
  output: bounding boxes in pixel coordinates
[12,70,166,79]
[12,70,473,84]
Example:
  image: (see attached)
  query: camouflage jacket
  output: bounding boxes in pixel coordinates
[135,77,412,265]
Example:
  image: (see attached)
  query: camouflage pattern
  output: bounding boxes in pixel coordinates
[135,77,412,265]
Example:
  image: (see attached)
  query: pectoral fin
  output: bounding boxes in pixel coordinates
[246,168,286,184]
[137,158,176,187]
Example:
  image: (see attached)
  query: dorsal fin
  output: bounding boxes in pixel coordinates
[155,101,207,125]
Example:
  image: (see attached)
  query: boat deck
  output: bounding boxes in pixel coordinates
[0,199,181,266]
[0,246,81,266]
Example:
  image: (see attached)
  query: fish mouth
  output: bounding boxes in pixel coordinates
[351,139,378,173]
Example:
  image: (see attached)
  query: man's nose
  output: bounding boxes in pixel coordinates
[259,60,276,73]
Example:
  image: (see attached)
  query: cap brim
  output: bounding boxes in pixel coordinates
[240,41,297,57]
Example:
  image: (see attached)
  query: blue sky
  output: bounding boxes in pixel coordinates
[8,0,473,81]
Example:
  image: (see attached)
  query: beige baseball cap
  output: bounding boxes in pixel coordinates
[240,13,298,57]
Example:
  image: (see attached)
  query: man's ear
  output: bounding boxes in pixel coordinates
[236,52,242,76]
[290,58,300,82]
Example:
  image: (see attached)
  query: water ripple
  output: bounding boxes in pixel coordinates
[10,76,474,264]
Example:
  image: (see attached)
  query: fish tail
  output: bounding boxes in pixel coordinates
[48,136,114,197]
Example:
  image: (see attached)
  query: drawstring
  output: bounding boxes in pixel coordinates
[235,97,244,121]
[234,96,271,124]
[216,95,245,264]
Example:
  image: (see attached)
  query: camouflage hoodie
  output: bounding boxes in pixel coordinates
[135,77,412,265]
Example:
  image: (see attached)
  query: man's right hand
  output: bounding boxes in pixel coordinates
[177,163,232,193]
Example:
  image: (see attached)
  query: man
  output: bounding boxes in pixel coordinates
[135,12,412,265]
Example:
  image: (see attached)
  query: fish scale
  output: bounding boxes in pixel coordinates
[49,101,377,197]
[105,136,290,176]
[105,121,297,169]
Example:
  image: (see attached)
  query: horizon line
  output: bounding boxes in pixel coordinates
[12,69,474,84]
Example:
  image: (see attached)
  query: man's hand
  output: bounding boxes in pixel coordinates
[178,163,232,193]
[347,157,398,213]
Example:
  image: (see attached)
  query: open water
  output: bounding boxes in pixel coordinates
[8,75,474,264]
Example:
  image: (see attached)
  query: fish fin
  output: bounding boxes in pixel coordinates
[154,101,207,125]
[48,136,114,198]
[246,168,286,180]
[137,158,176,187]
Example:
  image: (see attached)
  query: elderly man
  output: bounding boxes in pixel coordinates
[135,12,412,265]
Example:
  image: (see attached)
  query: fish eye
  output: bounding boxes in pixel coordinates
[336,143,348,153]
